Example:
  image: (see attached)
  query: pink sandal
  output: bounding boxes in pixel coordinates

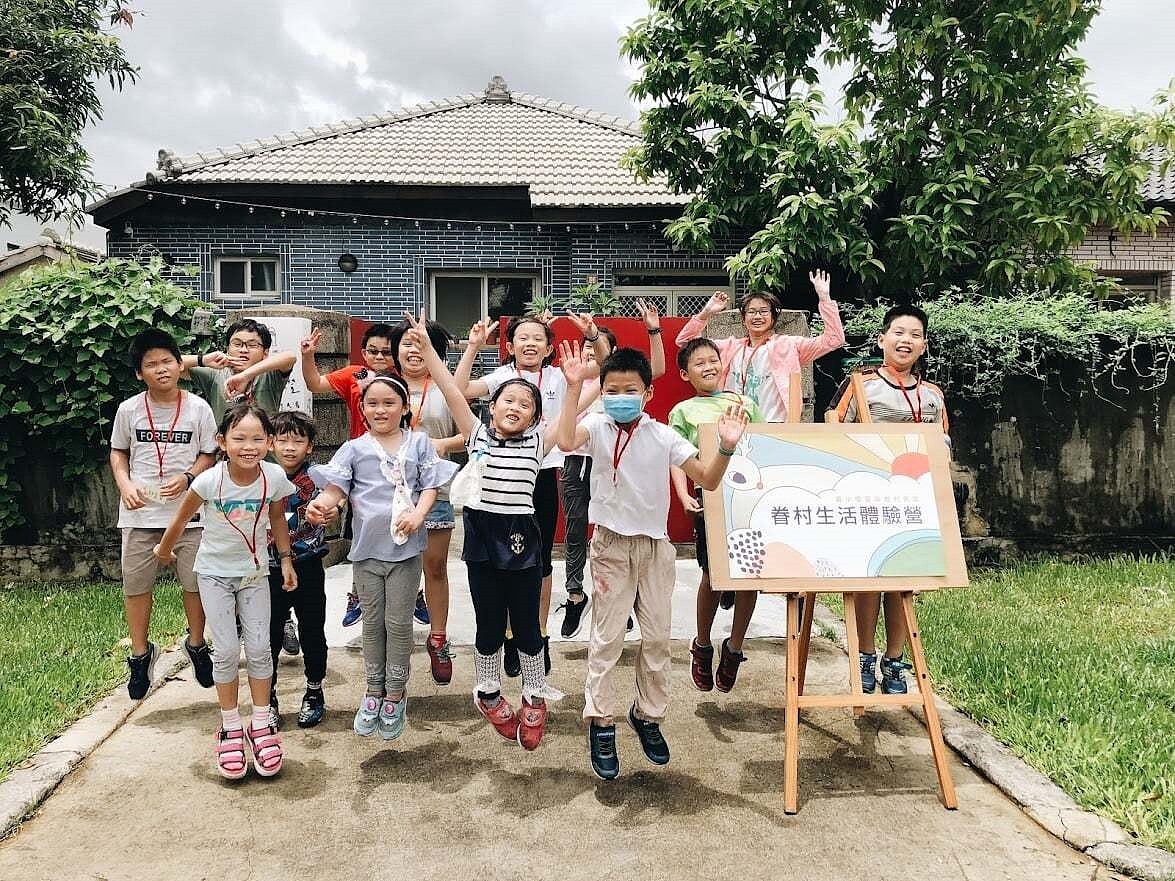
[215,727,248,780]
[245,723,283,777]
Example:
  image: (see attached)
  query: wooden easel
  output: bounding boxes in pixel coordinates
[776,369,958,814]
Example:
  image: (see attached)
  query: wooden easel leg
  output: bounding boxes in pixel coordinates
[843,592,866,716]
[784,593,801,814]
[796,592,816,696]
[899,592,958,810]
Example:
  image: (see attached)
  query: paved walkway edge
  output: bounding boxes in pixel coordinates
[0,646,189,842]
[812,601,1175,881]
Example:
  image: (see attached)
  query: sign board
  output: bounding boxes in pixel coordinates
[256,316,312,414]
[701,423,968,591]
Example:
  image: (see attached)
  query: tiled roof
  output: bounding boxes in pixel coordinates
[1139,144,1175,203]
[155,78,689,208]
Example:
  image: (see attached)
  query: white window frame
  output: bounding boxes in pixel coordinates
[613,270,734,317]
[428,270,541,339]
[214,255,281,300]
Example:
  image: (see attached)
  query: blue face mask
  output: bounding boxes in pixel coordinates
[602,394,645,424]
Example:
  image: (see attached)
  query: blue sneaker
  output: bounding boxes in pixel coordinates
[353,695,380,736]
[413,589,430,626]
[377,696,407,741]
[880,655,913,695]
[342,591,362,627]
[297,688,325,728]
[588,723,619,780]
[859,651,878,694]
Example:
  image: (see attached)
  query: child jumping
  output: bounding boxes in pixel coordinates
[266,411,329,729]
[155,403,297,780]
[830,304,950,695]
[556,342,748,780]
[408,311,564,750]
[110,328,218,699]
[305,374,456,743]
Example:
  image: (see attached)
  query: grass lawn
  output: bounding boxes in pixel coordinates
[826,556,1174,851]
[0,580,189,782]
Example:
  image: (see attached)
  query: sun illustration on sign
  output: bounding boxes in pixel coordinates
[720,431,946,579]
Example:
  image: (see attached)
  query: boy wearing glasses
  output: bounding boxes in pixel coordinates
[298,323,397,440]
[182,319,297,420]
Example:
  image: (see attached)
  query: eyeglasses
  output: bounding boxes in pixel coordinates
[744,308,773,317]
[365,347,393,357]
[228,339,264,351]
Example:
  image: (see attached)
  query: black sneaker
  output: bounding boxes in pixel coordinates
[719,591,736,610]
[543,635,551,676]
[282,614,300,656]
[503,637,521,678]
[589,723,620,780]
[185,632,214,688]
[298,688,325,728]
[559,593,589,639]
[268,690,281,731]
[627,704,670,765]
[126,642,159,700]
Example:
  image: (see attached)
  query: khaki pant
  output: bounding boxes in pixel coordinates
[582,526,676,725]
[121,528,201,596]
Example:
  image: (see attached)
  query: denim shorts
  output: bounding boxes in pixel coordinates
[425,498,455,530]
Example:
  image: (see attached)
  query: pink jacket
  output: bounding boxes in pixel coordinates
[675,298,846,411]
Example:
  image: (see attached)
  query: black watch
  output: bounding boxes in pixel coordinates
[196,353,204,367]
[183,471,195,487]
[647,327,662,335]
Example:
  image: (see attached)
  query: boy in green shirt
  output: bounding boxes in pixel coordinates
[669,338,763,694]
[181,319,296,420]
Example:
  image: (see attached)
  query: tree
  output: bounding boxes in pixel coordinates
[0,0,137,227]
[622,0,1175,300]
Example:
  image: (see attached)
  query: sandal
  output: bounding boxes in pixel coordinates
[245,723,283,777]
[215,727,248,780]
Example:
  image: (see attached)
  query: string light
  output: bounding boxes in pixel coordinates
[180,197,186,205]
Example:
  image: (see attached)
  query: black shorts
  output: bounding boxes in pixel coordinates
[532,467,559,578]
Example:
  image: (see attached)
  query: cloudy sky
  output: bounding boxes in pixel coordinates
[5,0,1172,250]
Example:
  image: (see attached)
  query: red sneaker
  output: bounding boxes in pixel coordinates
[427,635,453,685]
[516,698,548,751]
[690,639,714,692]
[715,638,747,693]
[474,694,519,741]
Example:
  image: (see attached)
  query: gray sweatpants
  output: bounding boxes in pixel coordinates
[353,556,423,696]
[197,572,272,685]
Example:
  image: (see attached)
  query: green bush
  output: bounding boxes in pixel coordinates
[0,257,206,533]
[842,285,1175,400]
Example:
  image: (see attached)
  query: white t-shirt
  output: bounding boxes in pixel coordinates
[727,343,787,422]
[576,412,697,540]
[481,363,567,468]
[189,461,294,577]
[109,391,218,529]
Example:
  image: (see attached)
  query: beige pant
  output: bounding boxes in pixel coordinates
[121,527,201,596]
[583,526,677,725]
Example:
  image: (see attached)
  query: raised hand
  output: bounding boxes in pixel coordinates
[224,372,251,400]
[557,340,591,385]
[809,268,832,301]
[465,315,491,350]
[702,290,730,317]
[636,298,661,331]
[717,404,750,449]
[536,308,555,325]
[566,311,598,338]
[201,351,231,369]
[300,328,322,355]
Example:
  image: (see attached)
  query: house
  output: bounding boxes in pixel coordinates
[0,228,103,287]
[86,76,748,332]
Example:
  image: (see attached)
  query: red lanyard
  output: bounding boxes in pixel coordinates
[144,391,183,480]
[410,378,430,430]
[885,368,923,422]
[611,420,639,484]
[217,464,268,569]
[516,365,542,394]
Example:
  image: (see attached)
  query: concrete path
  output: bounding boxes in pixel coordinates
[0,558,1108,880]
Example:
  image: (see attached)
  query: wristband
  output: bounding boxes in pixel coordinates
[647,327,662,335]
[718,445,736,456]
[196,353,204,367]
[183,471,195,487]
[584,333,600,342]
[277,550,293,561]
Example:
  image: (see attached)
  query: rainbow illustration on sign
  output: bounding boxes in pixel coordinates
[722,431,946,578]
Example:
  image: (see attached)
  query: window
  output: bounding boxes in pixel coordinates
[1098,271,1162,307]
[613,270,733,317]
[429,272,539,337]
[215,257,279,298]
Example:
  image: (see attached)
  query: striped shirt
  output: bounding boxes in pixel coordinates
[831,369,951,445]
[465,421,543,514]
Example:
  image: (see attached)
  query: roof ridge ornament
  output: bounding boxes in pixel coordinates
[485,75,511,103]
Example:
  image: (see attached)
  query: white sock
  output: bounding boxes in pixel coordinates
[251,706,270,729]
[220,707,242,730]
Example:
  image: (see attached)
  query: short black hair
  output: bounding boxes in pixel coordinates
[130,328,181,370]
[600,347,652,388]
[272,410,317,442]
[218,402,274,437]
[881,304,928,334]
[388,319,451,370]
[224,318,271,350]
[362,322,396,347]
[595,325,619,355]
[740,291,782,322]
[676,337,721,372]
[505,316,556,367]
